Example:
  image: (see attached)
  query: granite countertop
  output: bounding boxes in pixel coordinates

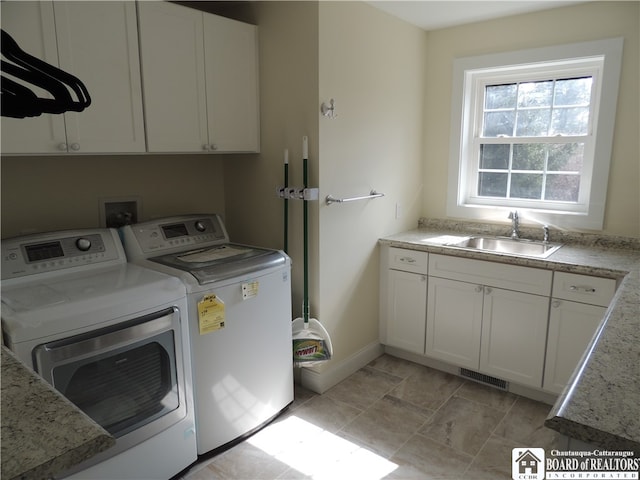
[380,219,640,451]
[1,346,115,480]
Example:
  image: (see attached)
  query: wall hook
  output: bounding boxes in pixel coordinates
[321,98,337,118]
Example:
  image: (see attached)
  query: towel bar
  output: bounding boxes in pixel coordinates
[325,190,384,205]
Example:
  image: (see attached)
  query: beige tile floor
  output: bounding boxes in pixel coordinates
[180,354,562,479]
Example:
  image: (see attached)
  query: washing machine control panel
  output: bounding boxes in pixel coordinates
[1,230,123,280]
[123,214,229,257]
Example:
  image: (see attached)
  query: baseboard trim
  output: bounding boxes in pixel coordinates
[299,341,384,394]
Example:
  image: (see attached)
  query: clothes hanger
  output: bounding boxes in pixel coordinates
[1,29,91,118]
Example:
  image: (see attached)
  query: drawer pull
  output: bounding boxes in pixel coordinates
[400,257,416,263]
[569,285,596,293]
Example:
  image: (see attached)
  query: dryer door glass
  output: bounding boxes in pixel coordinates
[54,337,177,436]
[33,307,184,439]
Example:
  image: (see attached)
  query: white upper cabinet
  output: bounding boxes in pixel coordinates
[204,13,260,153]
[53,2,146,154]
[1,1,146,154]
[137,2,260,153]
[2,2,66,154]
[137,2,207,153]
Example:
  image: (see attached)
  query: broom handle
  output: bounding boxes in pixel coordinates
[303,137,309,325]
[284,150,289,253]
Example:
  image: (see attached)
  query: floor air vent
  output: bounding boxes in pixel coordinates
[459,368,509,390]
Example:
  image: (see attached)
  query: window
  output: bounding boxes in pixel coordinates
[447,38,624,230]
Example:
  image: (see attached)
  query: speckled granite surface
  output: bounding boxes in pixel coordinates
[380,219,640,451]
[1,346,115,480]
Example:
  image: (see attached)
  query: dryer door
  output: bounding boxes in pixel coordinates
[33,306,187,452]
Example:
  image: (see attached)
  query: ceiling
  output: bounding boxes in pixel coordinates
[367,1,587,31]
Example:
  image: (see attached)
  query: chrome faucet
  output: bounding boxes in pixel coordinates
[542,225,550,243]
[508,211,520,239]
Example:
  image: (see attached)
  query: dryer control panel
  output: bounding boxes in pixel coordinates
[122,214,229,259]
[1,229,124,280]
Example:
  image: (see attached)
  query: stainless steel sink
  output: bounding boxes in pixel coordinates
[447,236,562,258]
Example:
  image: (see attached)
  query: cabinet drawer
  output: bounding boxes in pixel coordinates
[552,272,616,307]
[429,254,552,296]
[388,247,428,274]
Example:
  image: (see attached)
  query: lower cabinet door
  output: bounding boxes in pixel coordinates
[480,287,549,388]
[386,269,427,354]
[543,300,605,394]
[426,277,483,369]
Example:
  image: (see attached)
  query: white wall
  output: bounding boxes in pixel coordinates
[316,2,427,374]
[422,1,640,237]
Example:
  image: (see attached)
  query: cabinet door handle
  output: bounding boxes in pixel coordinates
[569,285,596,293]
[57,142,68,151]
[399,257,416,264]
[552,300,562,308]
[475,285,483,293]
[70,143,80,151]
[484,287,492,295]
[420,276,427,282]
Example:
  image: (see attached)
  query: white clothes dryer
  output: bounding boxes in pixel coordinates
[121,214,293,456]
[1,229,197,479]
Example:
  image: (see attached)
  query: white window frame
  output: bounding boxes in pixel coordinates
[447,38,624,230]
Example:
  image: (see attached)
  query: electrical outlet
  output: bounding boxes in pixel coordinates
[100,197,140,228]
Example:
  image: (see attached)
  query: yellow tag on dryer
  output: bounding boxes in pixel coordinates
[197,294,225,335]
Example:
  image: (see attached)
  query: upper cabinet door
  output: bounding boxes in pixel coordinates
[137,1,209,153]
[204,14,260,153]
[1,1,146,154]
[138,1,260,153]
[53,1,146,153]
[1,2,67,154]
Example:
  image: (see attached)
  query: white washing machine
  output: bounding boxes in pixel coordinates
[121,214,293,456]
[1,229,197,479]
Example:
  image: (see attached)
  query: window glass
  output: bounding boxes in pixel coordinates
[477,76,593,203]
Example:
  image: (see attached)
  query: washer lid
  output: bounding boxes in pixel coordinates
[150,244,288,284]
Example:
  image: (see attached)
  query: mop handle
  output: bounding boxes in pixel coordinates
[303,137,309,325]
[284,149,289,253]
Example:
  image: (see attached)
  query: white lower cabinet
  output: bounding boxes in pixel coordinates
[543,272,616,394]
[425,254,552,389]
[380,247,428,354]
[479,287,549,388]
[426,277,482,369]
[387,269,427,354]
[380,248,616,394]
[543,300,605,393]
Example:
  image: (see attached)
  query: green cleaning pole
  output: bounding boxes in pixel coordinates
[302,136,309,326]
[284,149,289,253]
